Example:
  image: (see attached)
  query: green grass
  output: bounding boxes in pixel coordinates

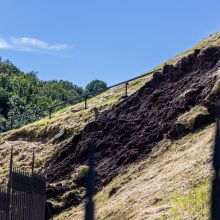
[169,181,210,219]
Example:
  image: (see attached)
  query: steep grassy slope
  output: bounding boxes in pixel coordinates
[47,45,220,217]
[0,31,220,219]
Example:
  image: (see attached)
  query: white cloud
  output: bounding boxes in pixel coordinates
[0,36,72,53]
[0,38,11,49]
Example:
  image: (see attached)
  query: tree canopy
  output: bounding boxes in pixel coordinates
[0,59,107,131]
[85,80,107,95]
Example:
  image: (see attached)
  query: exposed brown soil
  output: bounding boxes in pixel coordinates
[47,46,220,213]
[55,124,215,220]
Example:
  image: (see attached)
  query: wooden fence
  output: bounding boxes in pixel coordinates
[0,149,46,220]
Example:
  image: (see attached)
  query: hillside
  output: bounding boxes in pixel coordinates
[47,44,220,218]
[1,32,220,219]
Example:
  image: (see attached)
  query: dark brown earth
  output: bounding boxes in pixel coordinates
[47,46,220,214]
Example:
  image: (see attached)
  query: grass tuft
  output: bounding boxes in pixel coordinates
[177,105,209,129]
[211,78,220,96]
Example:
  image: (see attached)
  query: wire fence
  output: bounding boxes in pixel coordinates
[0,69,159,133]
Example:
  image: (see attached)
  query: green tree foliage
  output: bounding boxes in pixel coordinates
[0,59,84,131]
[0,59,108,131]
[40,80,83,102]
[85,79,107,95]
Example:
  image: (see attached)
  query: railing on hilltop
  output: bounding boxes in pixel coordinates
[0,70,159,132]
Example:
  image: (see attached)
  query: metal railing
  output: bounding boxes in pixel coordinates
[0,69,159,132]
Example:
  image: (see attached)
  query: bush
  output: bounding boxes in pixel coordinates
[85,80,107,95]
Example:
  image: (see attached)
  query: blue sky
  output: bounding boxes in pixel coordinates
[0,0,220,87]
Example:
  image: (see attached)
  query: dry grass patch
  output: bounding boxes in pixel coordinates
[177,105,209,129]
[210,78,220,96]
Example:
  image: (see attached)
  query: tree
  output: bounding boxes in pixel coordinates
[0,58,109,131]
[85,80,107,94]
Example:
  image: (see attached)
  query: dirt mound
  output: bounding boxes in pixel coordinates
[47,46,220,210]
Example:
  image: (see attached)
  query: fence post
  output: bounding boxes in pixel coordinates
[7,147,13,220]
[85,96,88,110]
[10,120,13,130]
[44,162,53,220]
[125,82,129,97]
[85,141,96,220]
[49,108,52,119]
[211,101,220,220]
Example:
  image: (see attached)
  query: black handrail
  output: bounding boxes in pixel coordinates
[0,69,160,132]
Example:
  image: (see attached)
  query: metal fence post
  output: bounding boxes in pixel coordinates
[49,108,52,119]
[85,96,88,110]
[125,82,129,97]
[211,101,220,220]
[85,141,96,220]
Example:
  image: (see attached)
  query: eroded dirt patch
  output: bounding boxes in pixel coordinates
[47,46,220,213]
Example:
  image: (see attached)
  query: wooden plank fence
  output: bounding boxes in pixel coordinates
[0,187,8,220]
[0,149,47,220]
